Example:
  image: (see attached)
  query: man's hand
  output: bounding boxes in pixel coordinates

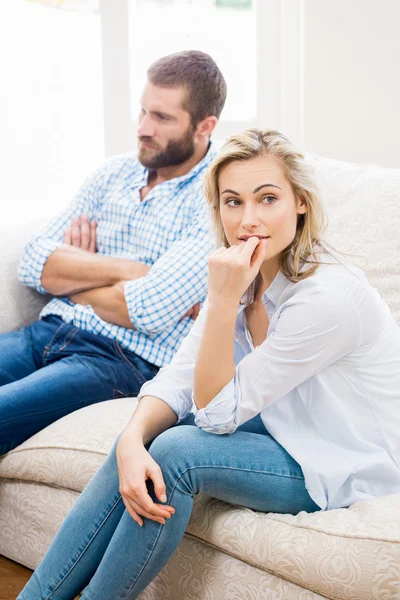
[182,301,201,321]
[63,214,97,253]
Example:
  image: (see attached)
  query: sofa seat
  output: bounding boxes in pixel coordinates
[0,398,399,600]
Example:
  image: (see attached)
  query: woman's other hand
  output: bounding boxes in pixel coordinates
[207,236,267,308]
[116,433,175,527]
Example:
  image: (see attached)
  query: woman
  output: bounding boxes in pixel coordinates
[18,129,400,599]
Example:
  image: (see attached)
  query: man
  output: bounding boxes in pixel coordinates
[0,50,227,455]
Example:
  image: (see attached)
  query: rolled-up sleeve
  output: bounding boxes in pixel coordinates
[192,379,237,434]
[192,288,362,435]
[137,302,209,421]
[124,206,213,334]
[18,162,107,293]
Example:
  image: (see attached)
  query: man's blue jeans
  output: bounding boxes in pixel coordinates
[18,414,320,600]
[0,316,158,455]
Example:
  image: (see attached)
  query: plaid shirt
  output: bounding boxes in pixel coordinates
[18,143,217,367]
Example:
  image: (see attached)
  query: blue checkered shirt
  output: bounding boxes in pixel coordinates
[18,143,217,367]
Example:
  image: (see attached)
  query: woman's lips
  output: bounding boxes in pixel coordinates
[238,235,270,242]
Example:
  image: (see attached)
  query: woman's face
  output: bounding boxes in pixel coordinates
[219,155,306,269]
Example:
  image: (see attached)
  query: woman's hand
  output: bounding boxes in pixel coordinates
[207,236,267,308]
[116,433,175,527]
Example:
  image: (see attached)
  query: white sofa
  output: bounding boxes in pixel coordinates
[0,154,399,600]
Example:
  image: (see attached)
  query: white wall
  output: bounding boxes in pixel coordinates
[303,0,400,168]
[100,0,400,168]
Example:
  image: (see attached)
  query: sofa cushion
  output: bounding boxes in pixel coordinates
[309,154,400,326]
[0,219,48,334]
[0,398,137,491]
[187,493,400,600]
[0,481,328,600]
[1,398,399,600]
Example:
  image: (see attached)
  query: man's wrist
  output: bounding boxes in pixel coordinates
[119,261,150,283]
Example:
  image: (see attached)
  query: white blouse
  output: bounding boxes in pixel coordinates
[138,258,400,510]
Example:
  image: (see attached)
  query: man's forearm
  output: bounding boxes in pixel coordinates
[70,281,133,329]
[41,246,149,296]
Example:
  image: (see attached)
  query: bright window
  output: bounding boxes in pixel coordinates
[129,0,257,123]
[0,1,104,227]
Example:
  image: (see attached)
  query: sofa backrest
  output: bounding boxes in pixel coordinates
[0,219,48,334]
[307,154,400,326]
[1,155,399,333]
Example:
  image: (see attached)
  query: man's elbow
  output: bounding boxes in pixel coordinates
[112,282,136,330]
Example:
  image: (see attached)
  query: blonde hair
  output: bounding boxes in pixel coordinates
[204,128,328,282]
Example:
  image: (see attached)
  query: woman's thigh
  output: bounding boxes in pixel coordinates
[149,422,320,515]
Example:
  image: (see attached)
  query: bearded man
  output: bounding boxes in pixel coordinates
[0,51,226,454]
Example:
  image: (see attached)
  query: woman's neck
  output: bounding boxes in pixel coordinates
[256,261,280,300]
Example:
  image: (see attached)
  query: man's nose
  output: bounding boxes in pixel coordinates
[138,113,155,138]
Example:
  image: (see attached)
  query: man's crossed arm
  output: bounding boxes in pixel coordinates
[41,215,200,330]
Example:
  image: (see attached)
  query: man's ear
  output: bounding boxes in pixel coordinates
[195,116,218,139]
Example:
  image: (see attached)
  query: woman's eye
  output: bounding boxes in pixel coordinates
[261,195,276,204]
[226,198,241,207]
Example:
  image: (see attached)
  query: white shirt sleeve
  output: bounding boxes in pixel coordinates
[137,300,209,422]
[193,288,362,434]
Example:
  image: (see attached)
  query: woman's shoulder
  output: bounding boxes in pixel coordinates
[282,251,373,307]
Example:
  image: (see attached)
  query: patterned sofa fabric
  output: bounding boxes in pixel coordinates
[1,398,399,600]
[0,482,328,600]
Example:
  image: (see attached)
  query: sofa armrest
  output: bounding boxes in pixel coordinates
[0,220,49,334]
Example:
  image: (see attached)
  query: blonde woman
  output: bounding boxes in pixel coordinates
[19,130,400,600]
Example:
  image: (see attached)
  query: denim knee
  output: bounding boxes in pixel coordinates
[149,425,204,482]
[150,425,197,461]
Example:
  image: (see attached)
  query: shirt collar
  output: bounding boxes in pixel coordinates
[262,270,291,308]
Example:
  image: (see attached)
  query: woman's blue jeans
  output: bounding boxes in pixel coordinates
[17,414,320,600]
[0,316,158,455]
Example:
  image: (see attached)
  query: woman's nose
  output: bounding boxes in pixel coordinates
[241,204,261,229]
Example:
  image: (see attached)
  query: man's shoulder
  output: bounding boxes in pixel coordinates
[100,151,141,179]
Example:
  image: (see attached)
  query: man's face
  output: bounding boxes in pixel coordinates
[137,82,196,169]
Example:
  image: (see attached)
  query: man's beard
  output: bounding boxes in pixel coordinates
[138,125,196,169]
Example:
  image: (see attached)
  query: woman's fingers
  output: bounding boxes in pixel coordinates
[239,236,261,260]
[120,475,174,520]
[148,464,168,503]
[123,496,170,526]
[122,485,174,521]
[135,485,174,519]
[122,499,144,527]
[117,439,175,528]
[250,237,267,268]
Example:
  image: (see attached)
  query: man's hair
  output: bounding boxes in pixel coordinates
[147,50,227,126]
